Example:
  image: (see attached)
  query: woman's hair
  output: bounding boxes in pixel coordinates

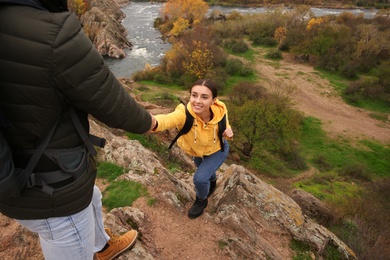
[191,79,218,98]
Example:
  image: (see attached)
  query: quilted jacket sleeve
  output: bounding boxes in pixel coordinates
[154,104,186,132]
[53,14,151,134]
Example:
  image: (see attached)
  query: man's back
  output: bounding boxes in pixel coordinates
[0,2,152,219]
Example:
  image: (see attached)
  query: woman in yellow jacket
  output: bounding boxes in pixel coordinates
[152,79,234,219]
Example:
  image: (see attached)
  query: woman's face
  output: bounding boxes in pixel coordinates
[190,85,215,115]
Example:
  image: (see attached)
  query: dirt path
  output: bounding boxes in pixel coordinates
[255,51,390,144]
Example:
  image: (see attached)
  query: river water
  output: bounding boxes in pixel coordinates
[105,2,377,78]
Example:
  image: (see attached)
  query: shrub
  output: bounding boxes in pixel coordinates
[239,64,254,77]
[265,49,282,60]
[228,82,267,106]
[340,163,372,182]
[224,39,249,53]
[225,58,244,75]
[252,36,277,47]
[282,146,307,171]
[290,239,313,260]
[340,62,358,79]
[313,154,333,172]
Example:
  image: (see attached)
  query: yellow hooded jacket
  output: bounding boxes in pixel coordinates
[154,99,231,157]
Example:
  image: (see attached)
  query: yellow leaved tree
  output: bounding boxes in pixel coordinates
[182,41,213,79]
[68,0,87,18]
[162,0,209,35]
[274,26,287,48]
[171,17,190,36]
[306,17,328,31]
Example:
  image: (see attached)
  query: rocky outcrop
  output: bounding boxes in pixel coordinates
[290,188,337,226]
[90,119,357,259]
[0,115,357,259]
[80,0,131,58]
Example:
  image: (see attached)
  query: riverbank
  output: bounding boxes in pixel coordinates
[105,2,377,78]
[206,0,384,10]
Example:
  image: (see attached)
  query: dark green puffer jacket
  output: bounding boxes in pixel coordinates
[0,3,152,219]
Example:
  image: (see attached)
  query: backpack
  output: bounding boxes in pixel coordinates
[168,105,227,152]
[0,106,105,199]
[0,130,23,198]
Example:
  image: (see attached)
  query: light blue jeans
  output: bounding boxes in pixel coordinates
[193,140,229,200]
[17,185,109,260]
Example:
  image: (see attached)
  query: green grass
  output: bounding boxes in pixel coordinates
[296,116,390,204]
[345,95,390,113]
[224,75,258,93]
[314,68,390,113]
[97,161,127,182]
[300,117,390,178]
[296,179,363,203]
[290,239,313,260]
[97,161,150,211]
[369,111,389,122]
[225,48,257,61]
[102,179,148,211]
[138,80,183,90]
[142,91,179,108]
[313,68,351,93]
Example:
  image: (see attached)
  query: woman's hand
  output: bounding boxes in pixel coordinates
[148,113,158,132]
[223,128,234,139]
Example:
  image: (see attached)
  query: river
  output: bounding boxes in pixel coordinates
[105,2,378,78]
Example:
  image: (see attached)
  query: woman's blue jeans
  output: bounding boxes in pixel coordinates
[16,185,109,260]
[193,140,229,200]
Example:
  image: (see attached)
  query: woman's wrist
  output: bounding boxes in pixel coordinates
[152,120,158,131]
[149,113,158,132]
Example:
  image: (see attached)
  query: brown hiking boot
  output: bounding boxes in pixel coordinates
[96,228,138,260]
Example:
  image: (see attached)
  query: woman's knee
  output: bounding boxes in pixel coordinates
[193,173,208,186]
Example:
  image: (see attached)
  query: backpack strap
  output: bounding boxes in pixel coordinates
[169,107,193,149]
[218,114,227,152]
[68,106,105,156]
[24,116,61,195]
[26,106,106,195]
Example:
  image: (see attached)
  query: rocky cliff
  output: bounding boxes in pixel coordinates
[80,0,132,58]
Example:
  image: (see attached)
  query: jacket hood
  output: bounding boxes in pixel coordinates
[186,99,227,123]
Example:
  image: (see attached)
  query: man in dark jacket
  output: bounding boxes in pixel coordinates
[0,0,157,259]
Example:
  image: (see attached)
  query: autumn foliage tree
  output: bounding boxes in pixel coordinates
[160,0,209,36]
[274,26,287,48]
[182,41,213,79]
[159,25,226,85]
[68,0,88,17]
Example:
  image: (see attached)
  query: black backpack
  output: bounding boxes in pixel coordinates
[168,105,227,152]
[0,106,105,198]
[0,130,23,198]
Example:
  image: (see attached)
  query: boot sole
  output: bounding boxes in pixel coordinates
[188,211,204,219]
